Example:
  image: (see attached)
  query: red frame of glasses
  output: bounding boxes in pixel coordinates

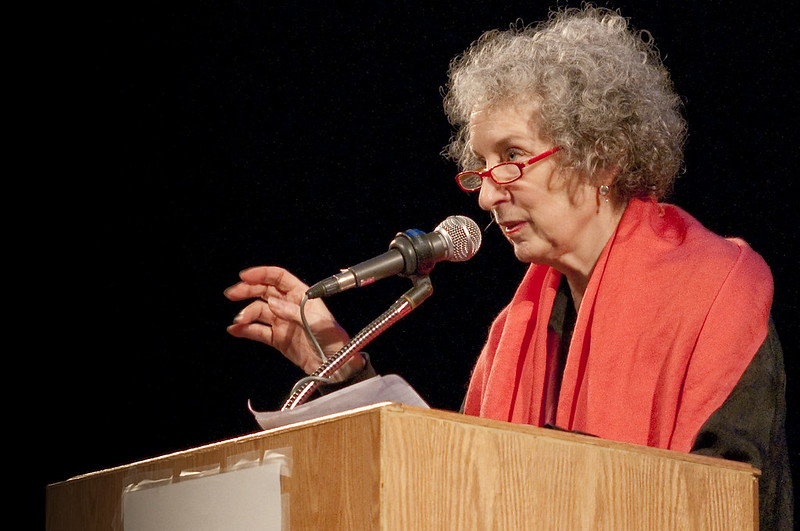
[455,146,562,192]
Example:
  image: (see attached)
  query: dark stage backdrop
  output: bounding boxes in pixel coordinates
[39,0,797,514]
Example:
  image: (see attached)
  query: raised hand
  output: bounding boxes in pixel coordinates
[224,266,363,379]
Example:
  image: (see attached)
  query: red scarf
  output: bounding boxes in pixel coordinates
[463,198,773,452]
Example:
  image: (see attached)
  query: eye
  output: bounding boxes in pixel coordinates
[505,149,526,162]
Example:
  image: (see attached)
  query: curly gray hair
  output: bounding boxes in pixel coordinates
[443,6,687,201]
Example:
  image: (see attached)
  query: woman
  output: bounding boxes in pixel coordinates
[225,7,790,527]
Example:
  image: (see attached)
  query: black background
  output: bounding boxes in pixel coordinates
[38,0,797,520]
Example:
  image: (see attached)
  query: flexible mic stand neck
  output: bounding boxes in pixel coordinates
[281,275,434,411]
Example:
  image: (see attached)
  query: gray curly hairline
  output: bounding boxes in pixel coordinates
[442,6,687,201]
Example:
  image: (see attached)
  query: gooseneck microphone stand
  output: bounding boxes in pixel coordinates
[281,275,433,411]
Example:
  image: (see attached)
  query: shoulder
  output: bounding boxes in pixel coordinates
[626,199,772,287]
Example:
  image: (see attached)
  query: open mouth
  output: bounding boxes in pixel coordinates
[499,221,526,235]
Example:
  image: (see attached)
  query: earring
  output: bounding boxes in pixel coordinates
[599,184,610,202]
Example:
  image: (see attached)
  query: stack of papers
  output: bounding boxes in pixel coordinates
[249,374,429,430]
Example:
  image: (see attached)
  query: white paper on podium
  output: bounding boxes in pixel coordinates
[122,460,283,531]
[250,374,429,431]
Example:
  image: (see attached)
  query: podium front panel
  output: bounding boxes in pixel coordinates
[46,403,758,530]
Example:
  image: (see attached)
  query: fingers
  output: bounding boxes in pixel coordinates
[235,296,303,329]
[227,296,307,342]
[226,299,296,354]
[223,266,310,302]
[226,320,273,344]
[233,298,275,324]
[226,297,326,374]
[223,282,282,302]
[223,282,261,301]
[240,266,308,292]
[262,295,297,323]
[223,266,352,377]
[227,299,275,340]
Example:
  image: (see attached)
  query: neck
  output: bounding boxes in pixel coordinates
[561,201,626,310]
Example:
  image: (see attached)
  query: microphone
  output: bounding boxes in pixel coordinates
[306,215,481,299]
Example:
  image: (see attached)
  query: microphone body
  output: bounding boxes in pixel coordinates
[307,215,481,299]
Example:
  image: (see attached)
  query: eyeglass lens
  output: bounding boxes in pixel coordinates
[491,163,522,182]
[458,163,521,190]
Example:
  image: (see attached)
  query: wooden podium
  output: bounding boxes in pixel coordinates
[46,403,759,530]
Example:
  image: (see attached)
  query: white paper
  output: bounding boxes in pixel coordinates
[250,374,429,431]
[122,461,283,531]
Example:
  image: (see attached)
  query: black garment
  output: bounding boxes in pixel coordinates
[691,318,793,529]
[315,353,378,395]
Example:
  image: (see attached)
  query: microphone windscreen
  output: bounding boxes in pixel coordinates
[435,215,482,262]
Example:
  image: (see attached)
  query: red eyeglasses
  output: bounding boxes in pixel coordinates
[455,146,561,192]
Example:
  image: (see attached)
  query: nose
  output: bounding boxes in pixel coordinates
[477,176,509,211]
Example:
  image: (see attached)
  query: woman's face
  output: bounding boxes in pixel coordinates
[471,104,612,274]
